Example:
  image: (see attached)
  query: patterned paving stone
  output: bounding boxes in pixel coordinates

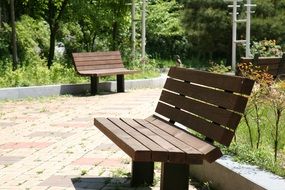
[26,131,75,138]
[72,158,104,166]
[0,142,52,149]
[0,156,25,165]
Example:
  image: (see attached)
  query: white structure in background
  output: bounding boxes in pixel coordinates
[225,0,256,72]
[130,0,147,62]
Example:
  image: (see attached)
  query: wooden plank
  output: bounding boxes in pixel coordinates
[94,117,151,161]
[73,55,122,62]
[146,116,223,162]
[77,64,123,71]
[74,59,123,66]
[155,103,234,146]
[159,90,242,130]
[78,68,137,76]
[164,78,248,113]
[121,118,186,163]
[72,51,120,57]
[135,119,203,164]
[108,118,168,162]
[168,67,254,95]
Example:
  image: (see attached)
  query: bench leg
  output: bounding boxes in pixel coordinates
[117,74,125,92]
[90,76,98,95]
[131,161,154,187]
[160,163,189,190]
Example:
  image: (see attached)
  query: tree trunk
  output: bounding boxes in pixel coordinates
[0,5,2,29]
[111,21,118,51]
[10,0,18,70]
[47,26,56,69]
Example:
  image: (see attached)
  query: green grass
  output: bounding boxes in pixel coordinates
[223,99,285,177]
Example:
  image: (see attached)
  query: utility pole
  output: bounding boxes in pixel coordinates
[131,0,136,60]
[225,0,255,72]
[141,0,146,63]
[245,0,256,57]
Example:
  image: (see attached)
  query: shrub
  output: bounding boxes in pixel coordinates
[251,39,283,57]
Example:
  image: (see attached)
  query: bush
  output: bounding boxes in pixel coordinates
[251,40,283,57]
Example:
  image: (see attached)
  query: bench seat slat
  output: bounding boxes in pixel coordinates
[164,78,248,113]
[159,90,242,130]
[78,68,138,76]
[134,119,203,164]
[94,117,151,161]
[155,102,234,146]
[108,118,169,162]
[145,116,223,163]
[168,67,254,95]
[121,118,187,163]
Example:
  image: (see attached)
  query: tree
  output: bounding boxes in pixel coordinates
[146,0,189,59]
[181,0,231,61]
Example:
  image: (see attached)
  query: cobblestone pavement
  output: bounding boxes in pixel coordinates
[0,89,197,190]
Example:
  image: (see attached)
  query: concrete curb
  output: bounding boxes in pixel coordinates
[189,156,285,190]
[0,75,167,100]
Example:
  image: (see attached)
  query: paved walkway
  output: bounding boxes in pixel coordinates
[0,89,198,190]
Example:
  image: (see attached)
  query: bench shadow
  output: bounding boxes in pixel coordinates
[71,177,152,190]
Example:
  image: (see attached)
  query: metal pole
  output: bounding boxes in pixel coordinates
[232,0,237,72]
[131,0,136,60]
[245,0,251,57]
[141,0,146,62]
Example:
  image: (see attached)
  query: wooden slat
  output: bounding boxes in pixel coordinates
[146,116,223,162]
[168,67,254,95]
[94,117,151,161]
[159,90,242,130]
[78,68,138,76]
[108,118,169,162]
[121,118,186,163]
[155,102,234,146]
[77,64,123,71]
[73,55,122,62]
[74,59,123,67]
[164,78,248,113]
[72,51,120,57]
[134,119,203,164]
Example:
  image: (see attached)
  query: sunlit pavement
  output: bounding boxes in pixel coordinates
[0,89,198,190]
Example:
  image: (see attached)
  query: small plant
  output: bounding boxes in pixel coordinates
[80,169,88,176]
[36,170,44,174]
[238,62,273,149]
[207,60,231,74]
[267,85,285,162]
[110,168,130,178]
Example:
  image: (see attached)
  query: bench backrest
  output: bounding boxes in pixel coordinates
[155,67,254,147]
[72,51,124,72]
[240,56,285,77]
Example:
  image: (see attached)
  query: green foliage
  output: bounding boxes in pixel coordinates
[181,0,231,60]
[0,60,86,88]
[146,0,190,59]
[16,15,50,64]
[251,40,283,57]
[207,60,231,74]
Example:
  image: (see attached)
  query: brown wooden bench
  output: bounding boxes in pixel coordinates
[72,51,138,95]
[239,55,285,78]
[94,67,255,190]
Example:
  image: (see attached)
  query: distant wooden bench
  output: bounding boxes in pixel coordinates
[72,51,138,95]
[94,67,255,190]
[239,55,285,79]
